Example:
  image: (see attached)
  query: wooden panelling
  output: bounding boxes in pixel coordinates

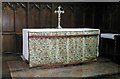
[85,6,94,27]
[15,3,27,34]
[39,4,52,28]
[98,3,120,33]
[114,36,120,64]
[102,5,111,32]
[29,3,52,28]
[29,3,40,28]
[94,5,103,29]
[53,4,58,28]
[2,2,120,54]
[2,4,14,32]
[2,2,120,32]
[75,3,95,28]
[2,34,16,53]
[16,34,22,54]
[117,4,120,33]
[75,4,88,27]
[109,3,119,33]
[61,5,74,28]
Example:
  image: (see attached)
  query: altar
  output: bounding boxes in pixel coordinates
[23,28,100,68]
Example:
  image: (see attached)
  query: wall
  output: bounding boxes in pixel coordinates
[2,2,120,54]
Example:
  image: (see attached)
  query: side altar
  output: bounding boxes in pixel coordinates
[23,28,100,67]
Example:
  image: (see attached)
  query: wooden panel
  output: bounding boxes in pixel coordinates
[75,3,95,28]
[75,4,88,27]
[85,6,94,27]
[114,36,120,64]
[2,4,14,32]
[105,5,114,32]
[109,3,119,33]
[16,34,22,54]
[61,5,75,28]
[117,3,120,33]
[29,3,40,28]
[100,3,120,33]
[53,5,58,28]
[2,34,16,53]
[2,2,120,55]
[15,3,27,34]
[40,4,52,28]
[94,5,103,30]
[29,3,52,28]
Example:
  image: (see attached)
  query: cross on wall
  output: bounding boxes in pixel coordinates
[54,6,64,29]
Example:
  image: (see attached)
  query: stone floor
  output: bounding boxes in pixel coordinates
[2,53,120,79]
[2,53,22,79]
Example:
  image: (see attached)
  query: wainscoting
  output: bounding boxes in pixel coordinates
[2,2,120,55]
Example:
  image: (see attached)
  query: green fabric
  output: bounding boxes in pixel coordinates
[28,31,100,67]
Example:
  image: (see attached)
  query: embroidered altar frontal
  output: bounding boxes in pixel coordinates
[27,29,100,67]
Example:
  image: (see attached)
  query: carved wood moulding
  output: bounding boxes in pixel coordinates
[2,2,27,10]
[29,3,52,11]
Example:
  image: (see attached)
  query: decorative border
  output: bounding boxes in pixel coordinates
[29,34,99,38]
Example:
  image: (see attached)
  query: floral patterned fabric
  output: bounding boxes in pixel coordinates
[28,31,100,67]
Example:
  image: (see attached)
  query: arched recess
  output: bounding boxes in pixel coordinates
[29,3,40,28]
[40,4,52,28]
[15,3,27,34]
[61,6,74,28]
[2,3,14,32]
